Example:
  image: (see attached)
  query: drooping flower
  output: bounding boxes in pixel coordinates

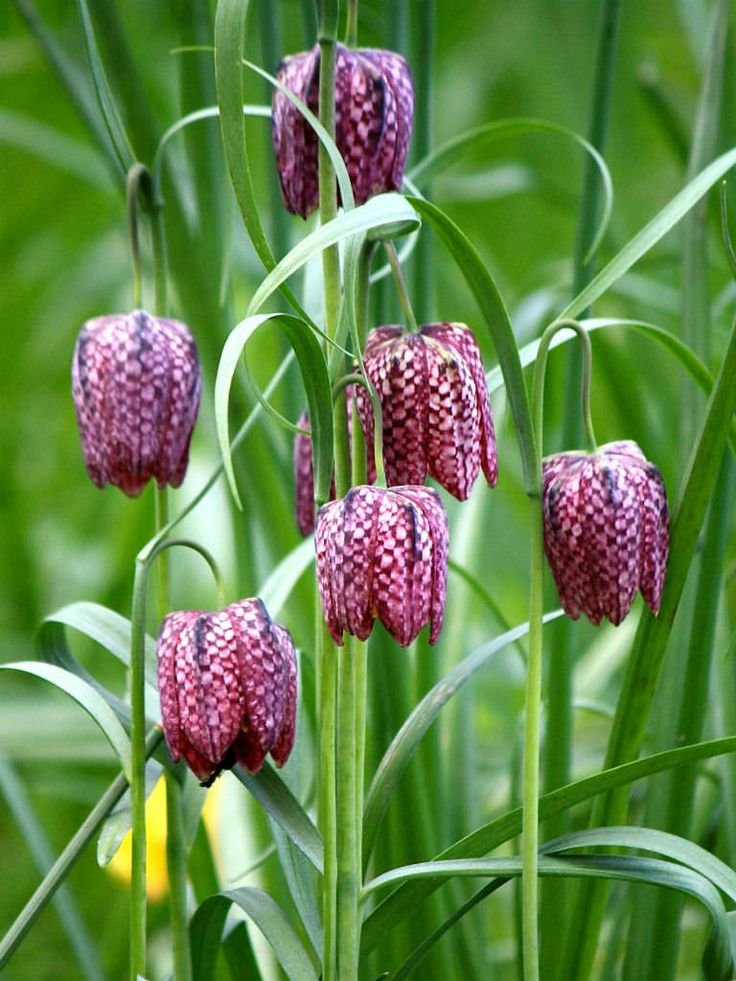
[354,322,498,500]
[71,309,201,497]
[542,440,669,626]
[272,43,414,218]
[315,485,449,647]
[156,598,297,785]
[294,391,376,536]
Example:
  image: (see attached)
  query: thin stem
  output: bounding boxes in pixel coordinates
[521,495,545,981]
[153,491,192,981]
[344,0,358,47]
[129,558,151,981]
[385,241,419,332]
[336,635,361,977]
[0,730,163,972]
[720,181,736,280]
[532,320,597,456]
[165,773,192,981]
[126,163,149,309]
[408,0,434,322]
[318,614,338,981]
[318,36,341,345]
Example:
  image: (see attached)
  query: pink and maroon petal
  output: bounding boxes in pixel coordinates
[396,485,449,643]
[358,48,414,189]
[294,411,317,536]
[636,461,669,614]
[423,336,480,500]
[316,500,349,645]
[371,491,426,646]
[270,624,298,767]
[272,48,320,217]
[341,487,382,640]
[425,322,497,488]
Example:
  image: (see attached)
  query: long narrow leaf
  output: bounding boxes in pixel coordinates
[363,611,563,867]
[191,888,319,981]
[233,763,323,872]
[360,734,736,953]
[0,662,132,781]
[214,313,333,507]
[409,117,614,261]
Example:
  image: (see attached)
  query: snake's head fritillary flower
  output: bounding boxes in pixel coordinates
[315,485,448,647]
[354,323,498,500]
[272,43,414,218]
[71,310,201,497]
[542,440,669,626]
[156,599,297,785]
[294,392,376,536]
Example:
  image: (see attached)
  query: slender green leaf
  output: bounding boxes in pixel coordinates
[246,193,421,318]
[233,763,323,872]
[0,662,132,781]
[360,735,736,953]
[540,826,736,903]
[0,752,105,981]
[409,117,614,261]
[76,0,135,173]
[191,888,319,981]
[560,145,736,321]
[214,313,333,508]
[407,196,538,490]
[365,856,733,977]
[363,611,563,867]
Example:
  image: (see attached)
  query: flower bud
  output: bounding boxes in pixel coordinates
[542,440,669,626]
[156,599,297,785]
[71,310,201,497]
[315,484,448,647]
[354,323,498,500]
[272,43,414,218]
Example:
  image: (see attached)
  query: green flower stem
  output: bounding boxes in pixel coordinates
[315,25,342,980]
[317,614,338,981]
[408,0,434,322]
[153,490,191,981]
[385,241,419,332]
[532,320,597,455]
[0,728,163,972]
[126,163,148,309]
[318,35,341,345]
[337,635,361,977]
[165,772,192,981]
[129,556,152,981]
[521,318,596,981]
[345,0,359,46]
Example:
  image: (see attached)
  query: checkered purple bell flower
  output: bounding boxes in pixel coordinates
[272,43,414,218]
[542,440,669,626]
[315,485,449,647]
[71,310,201,497]
[354,323,498,500]
[156,599,297,785]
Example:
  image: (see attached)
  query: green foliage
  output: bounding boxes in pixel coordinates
[2,1,736,979]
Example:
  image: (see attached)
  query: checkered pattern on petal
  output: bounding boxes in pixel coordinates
[271,44,414,218]
[356,322,497,500]
[542,441,669,626]
[424,322,498,488]
[315,484,448,647]
[273,49,321,218]
[71,310,201,497]
[156,600,298,783]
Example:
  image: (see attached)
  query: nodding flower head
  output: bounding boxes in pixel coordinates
[355,322,498,500]
[156,599,297,785]
[542,440,669,626]
[272,43,414,218]
[71,310,201,497]
[315,484,448,648]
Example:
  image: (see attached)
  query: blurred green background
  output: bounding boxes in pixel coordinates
[1,1,733,978]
